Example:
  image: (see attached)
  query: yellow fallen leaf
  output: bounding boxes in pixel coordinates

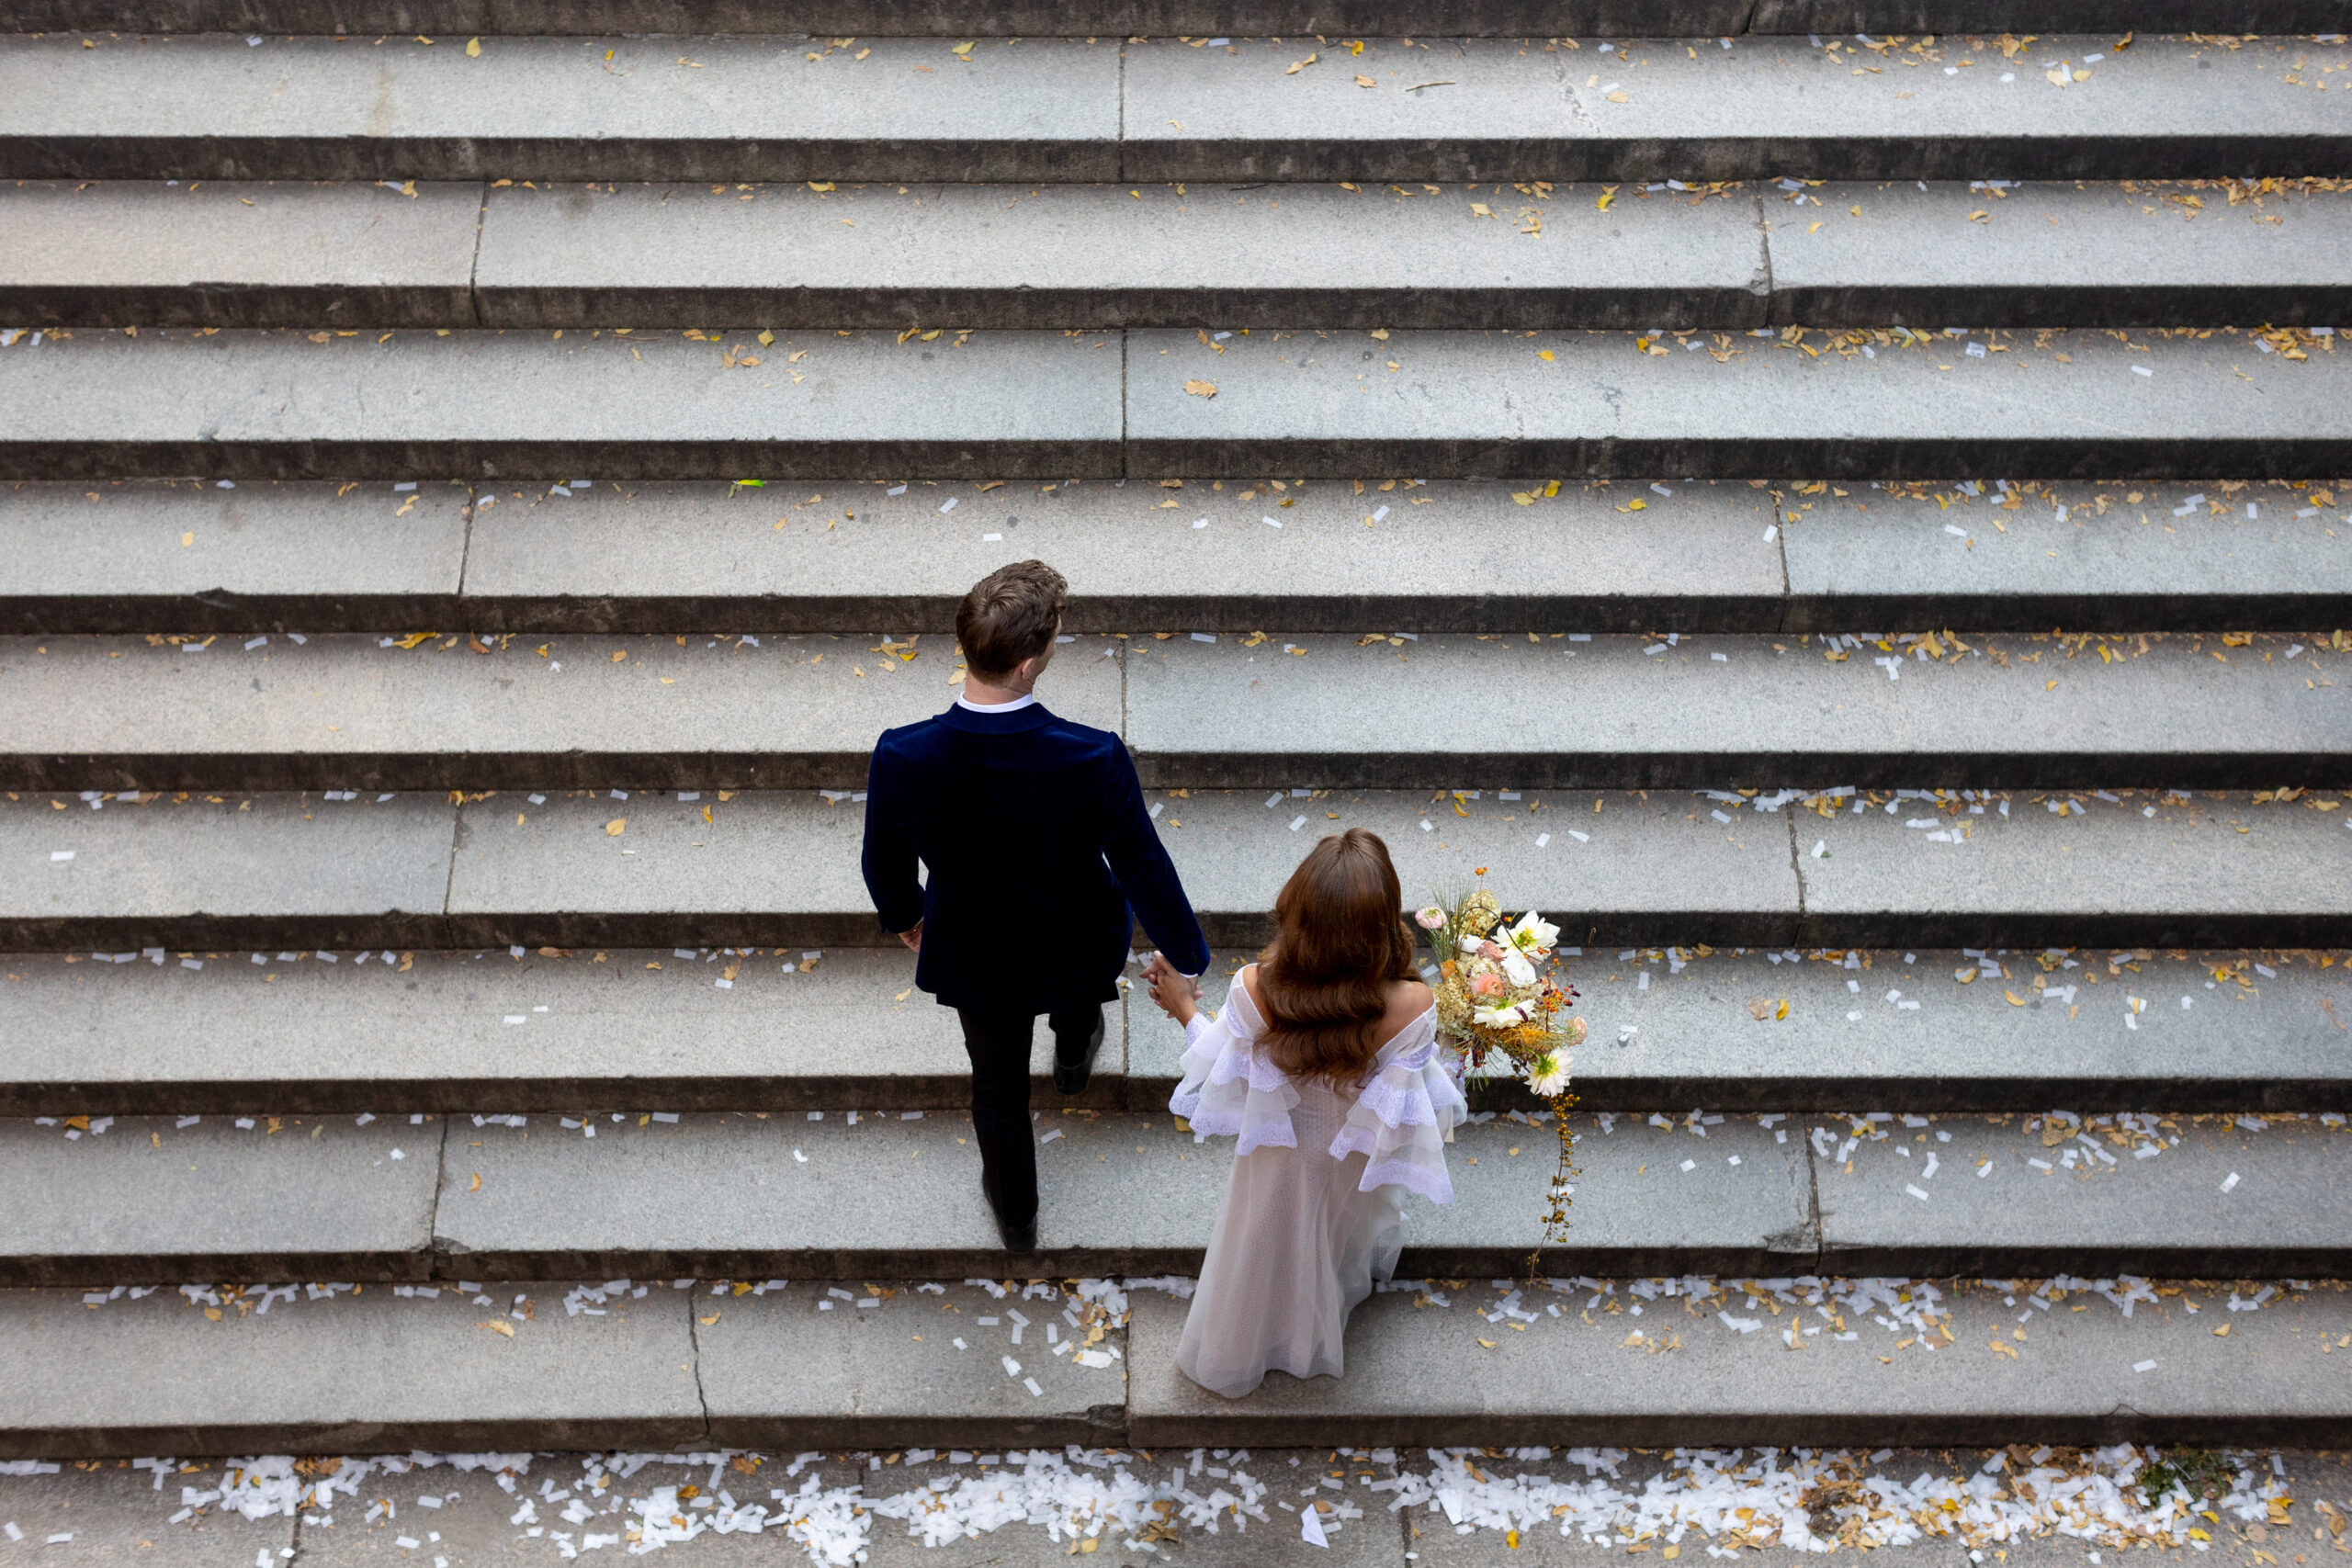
[393,630,435,649]
[479,1319,514,1337]
[1665,1547,1681,1560]
[1775,998,1789,1021]
[605,818,626,836]
[180,531,194,547]
[1183,379,1217,398]
[1469,202,1494,217]
[1355,73,1376,86]
[468,1171,482,1191]
[1537,349,1555,361]
[2005,989,2027,1006]
[1511,491,1535,505]
[1627,498,1646,511]
[1606,90,1629,102]
[701,1312,722,1325]
[1477,1337,1498,1348]
[1596,189,1614,209]
[465,36,481,55]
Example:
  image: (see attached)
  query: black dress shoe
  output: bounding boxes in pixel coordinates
[982,1173,1038,1256]
[1054,1011,1106,1096]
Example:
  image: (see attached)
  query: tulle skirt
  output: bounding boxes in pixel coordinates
[1173,1079,1406,1399]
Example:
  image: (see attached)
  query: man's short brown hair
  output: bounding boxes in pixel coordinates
[956,559,1068,682]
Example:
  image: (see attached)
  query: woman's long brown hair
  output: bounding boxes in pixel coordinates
[1254,829,1423,1083]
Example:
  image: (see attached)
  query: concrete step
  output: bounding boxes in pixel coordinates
[6,785,2348,953]
[9,1447,2331,1566]
[16,0,2352,39]
[7,945,2343,1118]
[7,479,2347,638]
[1,628,2341,794]
[13,180,2350,331]
[6,327,2351,482]
[3,1277,2345,1460]
[4,1107,2346,1284]
[0,947,1135,1117]
[13,0,2352,39]
[1125,1275,2352,1448]
[0,1275,1122,1458]
[6,35,2346,185]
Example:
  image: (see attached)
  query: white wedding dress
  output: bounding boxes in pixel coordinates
[1166,965,1467,1398]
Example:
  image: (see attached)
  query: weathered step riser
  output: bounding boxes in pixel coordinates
[6,328,2351,483]
[6,1110,2342,1287]
[6,480,2346,638]
[17,0,2352,33]
[19,591,2352,637]
[15,180,2349,333]
[11,788,2349,953]
[8,35,2346,187]
[11,948,2343,1119]
[9,0,2352,36]
[4,1278,2343,1460]
[3,627,2340,795]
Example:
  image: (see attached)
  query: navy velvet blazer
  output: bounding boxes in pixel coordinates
[861,701,1212,1015]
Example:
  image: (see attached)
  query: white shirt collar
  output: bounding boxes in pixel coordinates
[955,692,1037,714]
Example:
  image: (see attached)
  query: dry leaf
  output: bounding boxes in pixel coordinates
[1183,379,1217,398]
[605,818,627,836]
[479,1319,514,1337]
[1354,73,1376,86]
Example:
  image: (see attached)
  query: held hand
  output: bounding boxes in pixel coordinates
[1142,952,1200,1026]
[896,919,923,954]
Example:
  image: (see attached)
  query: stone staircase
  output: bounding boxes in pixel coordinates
[1,10,2349,1461]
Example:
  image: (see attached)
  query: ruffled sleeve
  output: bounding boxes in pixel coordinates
[1166,973,1300,1156]
[1328,1012,1464,1204]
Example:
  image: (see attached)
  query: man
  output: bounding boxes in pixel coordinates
[861,559,1210,1254]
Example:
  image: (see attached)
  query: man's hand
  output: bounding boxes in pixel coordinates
[896,919,923,954]
[1142,952,1201,1026]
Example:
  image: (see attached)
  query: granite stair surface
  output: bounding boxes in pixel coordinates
[0,0,2347,1462]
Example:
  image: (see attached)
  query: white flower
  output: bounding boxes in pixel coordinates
[1500,951,1537,988]
[1473,1000,1532,1029]
[1505,910,1561,958]
[1523,1051,1571,1098]
[1457,934,1486,953]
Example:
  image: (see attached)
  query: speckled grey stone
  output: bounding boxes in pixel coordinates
[1799,788,2352,948]
[0,1113,437,1286]
[0,35,1119,183]
[1127,947,2352,1114]
[1122,35,2352,185]
[0,947,1126,1116]
[1766,181,2352,328]
[0,628,1121,792]
[475,178,1762,331]
[1121,631,2346,791]
[0,180,483,327]
[1126,1277,2352,1448]
[0,327,1124,481]
[0,1279,705,1459]
[1121,325,2352,479]
[0,479,470,637]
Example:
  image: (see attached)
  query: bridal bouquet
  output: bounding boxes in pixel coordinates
[1416,876,1586,1245]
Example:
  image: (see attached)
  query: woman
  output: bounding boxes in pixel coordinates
[1142,828,1464,1399]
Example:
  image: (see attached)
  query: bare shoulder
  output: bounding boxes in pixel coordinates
[1384,977,1434,1024]
[1238,963,1266,1017]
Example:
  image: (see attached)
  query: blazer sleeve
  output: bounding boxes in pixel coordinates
[1098,740,1212,975]
[859,739,925,935]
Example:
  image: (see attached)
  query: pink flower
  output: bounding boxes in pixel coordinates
[1414,906,1448,931]
[1478,941,1510,962]
[1470,972,1508,998]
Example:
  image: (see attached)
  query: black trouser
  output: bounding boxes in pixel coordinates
[954,1004,1101,1227]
